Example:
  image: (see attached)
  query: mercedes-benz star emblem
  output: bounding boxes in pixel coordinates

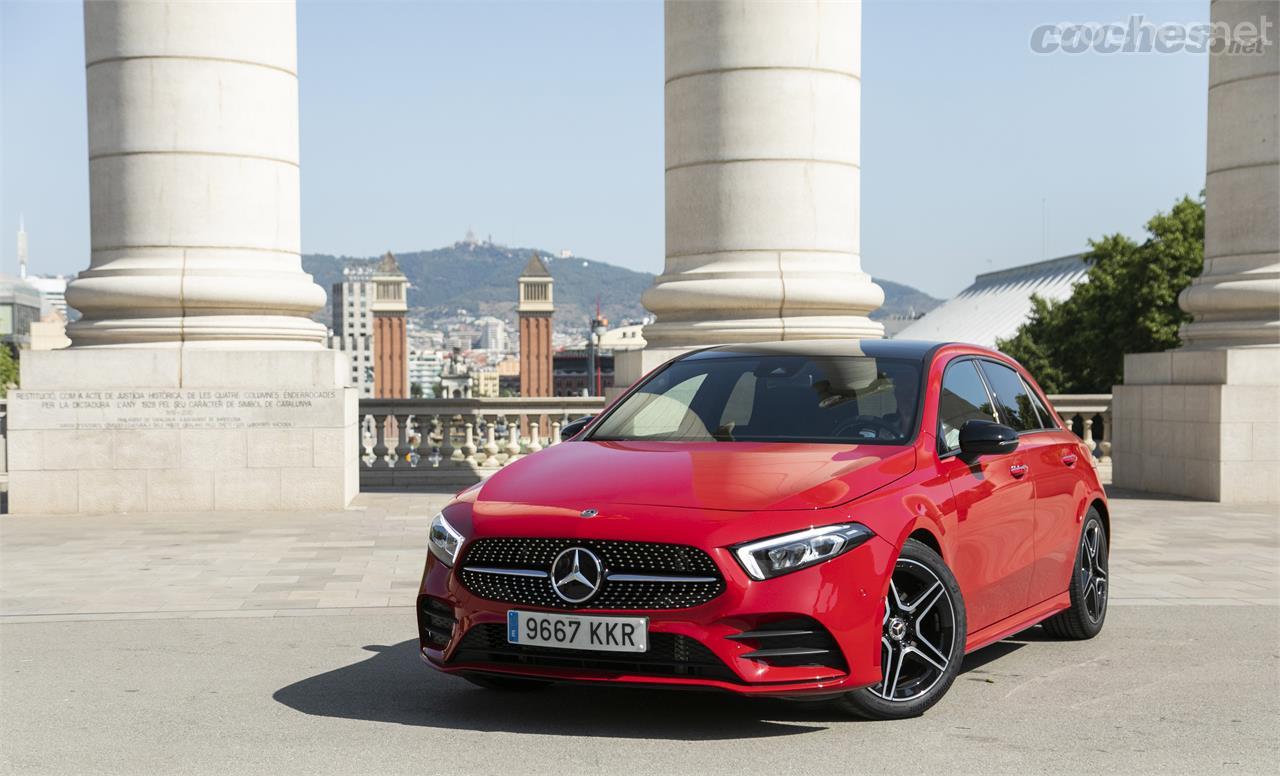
[580,508,598,518]
[550,547,604,603]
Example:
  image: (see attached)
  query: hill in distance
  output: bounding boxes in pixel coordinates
[303,243,940,330]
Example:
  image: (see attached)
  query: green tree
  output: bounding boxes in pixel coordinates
[0,344,18,398]
[998,194,1204,394]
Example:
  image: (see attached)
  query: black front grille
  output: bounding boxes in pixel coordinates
[418,596,457,649]
[451,623,740,683]
[458,538,725,610]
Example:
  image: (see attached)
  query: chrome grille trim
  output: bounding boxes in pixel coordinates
[463,566,550,578]
[606,573,720,584]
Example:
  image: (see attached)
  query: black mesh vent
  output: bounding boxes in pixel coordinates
[451,623,739,683]
[418,596,457,649]
[458,538,725,610]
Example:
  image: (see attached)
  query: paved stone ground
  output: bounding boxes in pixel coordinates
[2,490,1276,622]
[1,490,1277,775]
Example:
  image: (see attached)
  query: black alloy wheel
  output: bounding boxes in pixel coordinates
[839,538,967,720]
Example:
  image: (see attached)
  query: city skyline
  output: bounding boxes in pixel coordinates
[3,0,1209,298]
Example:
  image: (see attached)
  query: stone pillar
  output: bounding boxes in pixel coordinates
[6,1,358,514]
[1113,0,1279,503]
[640,0,883,349]
[1178,0,1280,348]
[66,0,326,348]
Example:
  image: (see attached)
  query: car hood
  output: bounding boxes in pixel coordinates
[474,440,916,513]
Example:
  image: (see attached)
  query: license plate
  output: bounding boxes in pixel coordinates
[507,610,648,653]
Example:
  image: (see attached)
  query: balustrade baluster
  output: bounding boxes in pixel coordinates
[443,415,461,465]
[1082,417,1096,459]
[462,422,478,466]
[370,413,391,469]
[1099,412,1112,465]
[483,417,500,467]
[527,421,543,454]
[550,421,562,445]
[505,415,523,464]
[393,414,412,467]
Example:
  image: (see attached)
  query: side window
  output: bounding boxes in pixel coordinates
[978,361,1042,432]
[1022,378,1057,429]
[937,360,998,453]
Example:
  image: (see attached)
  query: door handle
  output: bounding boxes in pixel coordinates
[1061,453,1078,467]
[1009,463,1029,479]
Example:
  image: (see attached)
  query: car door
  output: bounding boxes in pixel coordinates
[936,358,1036,632]
[979,360,1088,606]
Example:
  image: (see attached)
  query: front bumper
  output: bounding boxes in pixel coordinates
[418,534,897,697]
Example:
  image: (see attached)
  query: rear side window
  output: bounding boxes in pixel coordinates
[978,361,1044,432]
[1022,380,1057,429]
[937,360,998,453]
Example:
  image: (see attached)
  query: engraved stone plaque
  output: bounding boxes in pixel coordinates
[9,389,347,431]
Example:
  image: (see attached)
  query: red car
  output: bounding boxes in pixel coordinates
[418,340,1109,719]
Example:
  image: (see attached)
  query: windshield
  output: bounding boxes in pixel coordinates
[590,355,922,445]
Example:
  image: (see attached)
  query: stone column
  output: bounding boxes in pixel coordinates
[1113,0,1279,503]
[1178,0,1280,348]
[67,0,326,348]
[641,0,883,348]
[6,1,357,514]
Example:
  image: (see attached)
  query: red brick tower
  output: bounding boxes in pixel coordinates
[518,253,554,397]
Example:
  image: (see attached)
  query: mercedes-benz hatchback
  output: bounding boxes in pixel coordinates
[417,340,1109,719]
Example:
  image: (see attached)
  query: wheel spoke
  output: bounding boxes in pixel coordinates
[879,638,904,700]
[913,624,950,670]
[888,579,907,614]
[906,581,945,618]
[906,643,947,673]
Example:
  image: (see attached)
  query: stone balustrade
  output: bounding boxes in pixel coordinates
[1047,393,1113,474]
[358,397,607,488]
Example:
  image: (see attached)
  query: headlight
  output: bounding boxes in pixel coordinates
[428,513,464,566]
[733,523,874,580]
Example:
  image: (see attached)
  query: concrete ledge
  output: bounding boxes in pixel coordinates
[1115,347,1280,503]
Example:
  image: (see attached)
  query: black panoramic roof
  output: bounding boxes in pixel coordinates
[683,339,955,363]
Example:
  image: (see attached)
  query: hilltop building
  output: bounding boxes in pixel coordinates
[894,254,1090,348]
[517,253,554,397]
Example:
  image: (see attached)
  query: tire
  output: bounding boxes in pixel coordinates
[462,673,552,692]
[1041,508,1108,640]
[837,538,967,720]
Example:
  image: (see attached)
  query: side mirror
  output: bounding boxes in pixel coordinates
[560,415,595,441]
[958,419,1019,460]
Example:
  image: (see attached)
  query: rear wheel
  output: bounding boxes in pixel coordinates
[1041,508,1108,640]
[462,673,552,692]
[837,538,967,720]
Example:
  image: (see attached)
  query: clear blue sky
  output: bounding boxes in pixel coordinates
[1,0,1208,298]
